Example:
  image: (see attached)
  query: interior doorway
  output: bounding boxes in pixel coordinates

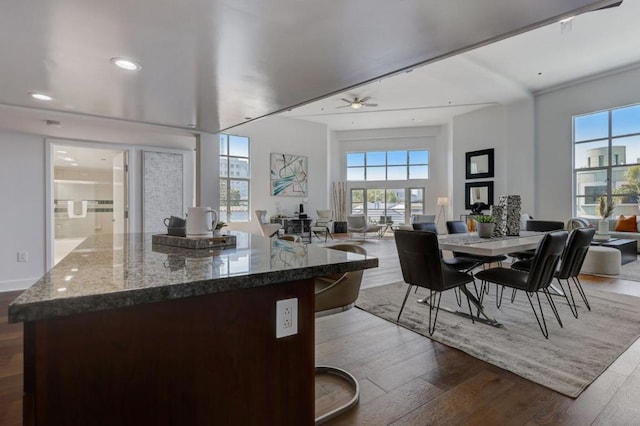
[51,143,129,265]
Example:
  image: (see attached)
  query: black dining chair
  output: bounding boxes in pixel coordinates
[411,222,478,275]
[446,220,507,268]
[508,220,565,261]
[511,227,595,318]
[475,230,568,338]
[394,230,476,335]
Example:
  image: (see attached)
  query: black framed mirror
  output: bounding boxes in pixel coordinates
[465,148,494,179]
[465,181,494,210]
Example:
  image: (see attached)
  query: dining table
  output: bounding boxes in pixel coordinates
[422,231,547,328]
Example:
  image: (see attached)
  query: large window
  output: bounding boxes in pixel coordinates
[350,188,423,225]
[573,104,640,217]
[219,134,250,222]
[346,150,429,181]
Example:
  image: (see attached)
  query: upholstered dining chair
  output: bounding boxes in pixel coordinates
[346,214,382,238]
[314,244,367,423]
[254,210,282,237]
[394,230,476,335]
[511,227,595,318]
[508,220,565,261]
[446,220,507,268]
[475,230,569,338]
[411,223,478,275]
[311,209,334,242]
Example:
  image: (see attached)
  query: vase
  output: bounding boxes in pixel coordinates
[598,219,609,235]
[477,222,495,238]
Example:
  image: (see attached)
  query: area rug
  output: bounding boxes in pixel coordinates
[356,282,640,398]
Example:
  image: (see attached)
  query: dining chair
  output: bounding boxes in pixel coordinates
[254,210,282,237]
[311,209,334,242]
[511,227,595,318]
[411,223,478,275]
[475,230,569,338]
[394,230,476,335]
[446,220,507,268]
[508,220,565,261]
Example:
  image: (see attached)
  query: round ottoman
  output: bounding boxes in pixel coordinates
[581,246,621,275]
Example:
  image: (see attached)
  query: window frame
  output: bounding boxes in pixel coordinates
[573,103,640,217]
[219,133,250,223]
[346,149,429,182]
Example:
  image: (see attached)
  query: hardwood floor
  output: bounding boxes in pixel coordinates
[2,235,639,425]
[316,234,640,425]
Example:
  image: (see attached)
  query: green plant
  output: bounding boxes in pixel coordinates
[215,220,227,230]
[473,215,495,223]
[596,197,615,219]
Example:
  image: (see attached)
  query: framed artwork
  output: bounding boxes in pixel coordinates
[465,181,494,210]
[270,153,308,196]
[465,148,494,180]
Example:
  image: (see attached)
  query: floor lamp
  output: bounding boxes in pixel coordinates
[436,197,448,228]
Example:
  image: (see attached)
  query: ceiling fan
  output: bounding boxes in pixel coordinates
[337,96,378,110]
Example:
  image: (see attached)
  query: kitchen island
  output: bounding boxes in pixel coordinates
[9,232,377,425]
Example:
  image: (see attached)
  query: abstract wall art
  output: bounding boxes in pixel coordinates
[270,153,308,196]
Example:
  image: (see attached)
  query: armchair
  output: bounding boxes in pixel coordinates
[311,209,334,242]
[346,214,382,238]
[254,210,282,237]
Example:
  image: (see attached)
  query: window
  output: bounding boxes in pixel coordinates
[349,188,423,225]
[219,134,250,222]
[346,150,429,181]
[573,103,640,217]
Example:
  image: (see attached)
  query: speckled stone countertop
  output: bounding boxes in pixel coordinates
[8,232,378,323]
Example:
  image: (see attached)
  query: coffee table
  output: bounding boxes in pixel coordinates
[591,238,637,265]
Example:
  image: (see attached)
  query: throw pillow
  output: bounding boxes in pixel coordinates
[615,215,637,232]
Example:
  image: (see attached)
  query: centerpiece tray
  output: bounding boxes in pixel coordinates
[152,233,236,250]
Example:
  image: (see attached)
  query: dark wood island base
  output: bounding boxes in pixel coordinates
[23,280,315,425]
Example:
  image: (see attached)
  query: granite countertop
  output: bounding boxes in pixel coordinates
[9,232,378,323]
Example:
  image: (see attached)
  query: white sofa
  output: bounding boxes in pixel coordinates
[584,216,640,253]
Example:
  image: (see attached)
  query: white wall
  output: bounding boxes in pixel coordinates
[0,131,196,292]
[536,66,640,221]
[451,99,535,220]
[226,116,330,235]
[0,131,46,290]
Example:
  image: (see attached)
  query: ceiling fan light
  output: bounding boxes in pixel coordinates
[351,102,363,109]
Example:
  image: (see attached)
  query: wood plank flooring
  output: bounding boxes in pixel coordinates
[316,235,640,425]
[1,235,639,425]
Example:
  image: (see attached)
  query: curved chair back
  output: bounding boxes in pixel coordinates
[411,214,436,224]
[315,244,367,313]
[412,222,438,233]
[525,220,565,232]
[394,230,446,291]
[317,209,333,220]
[557,227,596,279]
[446,220,468,234]
[526,230,568,292]
[346,214,366,231]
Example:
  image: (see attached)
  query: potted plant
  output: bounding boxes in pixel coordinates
[596,196,615,235]
[213,220,227,236]
[474,215,496,238]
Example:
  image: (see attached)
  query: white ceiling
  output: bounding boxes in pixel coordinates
[282,0,640,131]
[0,0,620,140]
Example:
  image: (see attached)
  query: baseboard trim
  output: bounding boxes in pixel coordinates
[0,278,37,293]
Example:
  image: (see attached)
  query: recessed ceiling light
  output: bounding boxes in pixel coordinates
[111,57,141,71]
[57,150,67,154]
[30,92,53,101]
[71,163,78,166]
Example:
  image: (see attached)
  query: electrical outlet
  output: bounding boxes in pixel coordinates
[17,251,28,262]
[276,298,298,338]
